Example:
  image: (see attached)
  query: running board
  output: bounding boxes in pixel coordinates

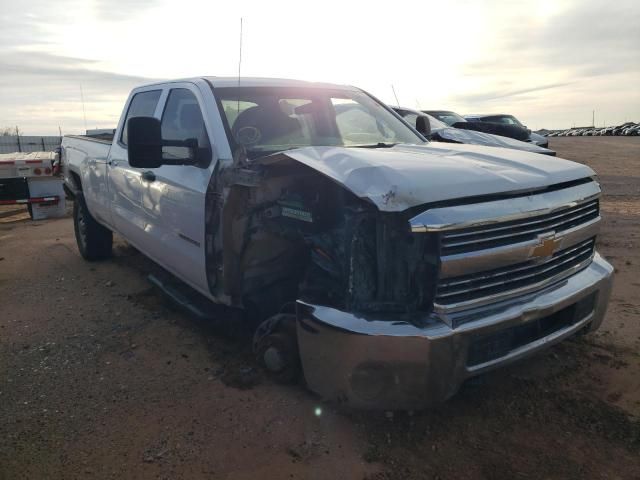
[147,273,221,322]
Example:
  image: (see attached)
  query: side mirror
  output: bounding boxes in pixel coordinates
[127,117,163,168]
[416,116,431,137]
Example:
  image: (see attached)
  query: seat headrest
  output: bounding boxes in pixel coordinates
[232,104,302,146]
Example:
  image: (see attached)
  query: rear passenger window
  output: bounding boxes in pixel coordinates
[160,89,211,164]
[121,90,161,145]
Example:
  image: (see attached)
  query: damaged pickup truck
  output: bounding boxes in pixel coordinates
[62,78,613,409]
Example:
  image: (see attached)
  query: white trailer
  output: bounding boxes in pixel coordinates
[0,151,66,220]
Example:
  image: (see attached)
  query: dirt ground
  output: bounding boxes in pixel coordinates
[1,137,639,480]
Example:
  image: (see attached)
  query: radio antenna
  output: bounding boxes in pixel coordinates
[237,17,243,115]
[80,84,88,133]
[391,84,400,107]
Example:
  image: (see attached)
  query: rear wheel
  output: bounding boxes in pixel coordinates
[74,193,112,260]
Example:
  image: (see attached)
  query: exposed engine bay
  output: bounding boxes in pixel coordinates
[205,154,440,324]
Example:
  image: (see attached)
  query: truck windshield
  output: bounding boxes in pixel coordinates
[481,115,524,126]
[214,86,425,158]
[424,111,467,126]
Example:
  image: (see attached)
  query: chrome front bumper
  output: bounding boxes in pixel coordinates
[296,253,613,410]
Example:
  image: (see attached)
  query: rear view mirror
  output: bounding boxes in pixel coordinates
[416,116,431,137]
[127,117,163,168]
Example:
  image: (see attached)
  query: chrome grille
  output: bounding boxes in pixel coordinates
[436,238,595,308]
[441,199,599,256]
[410,181,602,313]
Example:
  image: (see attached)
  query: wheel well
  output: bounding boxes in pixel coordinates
[70,171,82,192]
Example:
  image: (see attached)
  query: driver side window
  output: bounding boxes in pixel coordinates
[121,89,161,145]
[161,88,211,163]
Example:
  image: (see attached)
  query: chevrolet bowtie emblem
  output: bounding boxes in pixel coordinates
[531,232,562,260]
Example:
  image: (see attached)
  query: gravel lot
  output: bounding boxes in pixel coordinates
[1,137,639,480]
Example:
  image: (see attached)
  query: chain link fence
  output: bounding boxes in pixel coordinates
[0,136,62,154]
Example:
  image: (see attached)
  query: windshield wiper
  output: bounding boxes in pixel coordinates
[351,142,399,149]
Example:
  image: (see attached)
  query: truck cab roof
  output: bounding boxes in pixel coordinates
[134,76,358,91]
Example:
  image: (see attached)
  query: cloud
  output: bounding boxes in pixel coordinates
[0,51,153,92]
[461,0,640,82]
[507,2,638,72]
[452,82,574,103]
[0,51,157,134]
[439,0,640,126]
[91,0,162,21]
[0,0,158,133]
[0,0,637,132]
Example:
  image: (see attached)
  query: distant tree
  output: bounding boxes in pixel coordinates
[1,126,21,136]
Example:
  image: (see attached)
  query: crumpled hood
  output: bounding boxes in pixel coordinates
[265,143,594,212]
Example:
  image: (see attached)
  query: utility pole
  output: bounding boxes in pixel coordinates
[592,110,595,128]
[15,126,21,152]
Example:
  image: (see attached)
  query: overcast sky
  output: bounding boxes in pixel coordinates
[1,0,638,134]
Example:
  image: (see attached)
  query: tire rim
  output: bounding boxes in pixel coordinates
[264,346,286,373]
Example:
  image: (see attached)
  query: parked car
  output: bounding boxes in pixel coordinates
[613,123,634,135]
[425,110,532,142]
[62,77,613,410]
[549,123,639,138]
[464,114,549,148]
[393,107,556,155]
[422,110,467,126]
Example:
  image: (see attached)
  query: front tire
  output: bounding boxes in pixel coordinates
[254,314,300,384]
[74,193,112,261]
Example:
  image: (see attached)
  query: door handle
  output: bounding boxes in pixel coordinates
[142,171,156,182]
[108,160,119,167]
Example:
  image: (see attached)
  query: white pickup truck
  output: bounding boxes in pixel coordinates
[62,77,613,409]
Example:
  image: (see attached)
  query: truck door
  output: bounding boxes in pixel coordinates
[107,88,162,246]
[138,86,213,294]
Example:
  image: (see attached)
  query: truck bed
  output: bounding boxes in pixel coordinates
[62,135,113,171]
[64,135,113,145]
[61,135,113,197]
